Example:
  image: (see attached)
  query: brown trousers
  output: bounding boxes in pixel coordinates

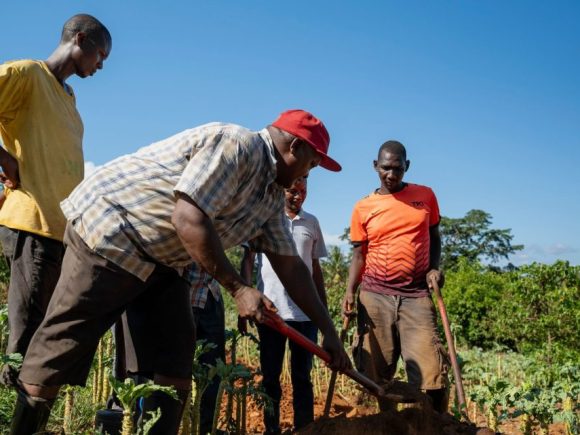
[354,290,449,392]
[19,223,195,387]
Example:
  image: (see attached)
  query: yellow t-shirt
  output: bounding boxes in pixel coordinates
[0,60,84,241]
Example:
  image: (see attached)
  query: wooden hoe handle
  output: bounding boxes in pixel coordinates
[430,278,469,420]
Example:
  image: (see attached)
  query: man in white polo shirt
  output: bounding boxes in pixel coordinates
[240,175,327,433]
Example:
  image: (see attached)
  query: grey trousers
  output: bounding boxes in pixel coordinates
[0,226,64,385]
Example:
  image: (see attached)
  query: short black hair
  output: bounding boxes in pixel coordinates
[61,14,111,47]
[378,140,407,161]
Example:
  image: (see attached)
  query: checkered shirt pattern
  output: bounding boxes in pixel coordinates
[189,263,221,309]
[61,123,297,282]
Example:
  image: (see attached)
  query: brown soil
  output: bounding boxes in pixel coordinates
[233,381,568,435]
[225,381,485,435]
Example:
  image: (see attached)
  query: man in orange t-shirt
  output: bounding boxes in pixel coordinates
[342,140,449,412]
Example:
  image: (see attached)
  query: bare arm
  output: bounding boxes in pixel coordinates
[426,224,444,289]
[238,245,257,334]
[312,258,328,308]
[240,245,256,286]
[266,252,351,370]
[172,193,274,321]
[342,244,365,317]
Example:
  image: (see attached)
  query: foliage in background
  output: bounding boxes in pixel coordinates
[462,348,579,434]
[443,259,580,362]
[321,246,350,324]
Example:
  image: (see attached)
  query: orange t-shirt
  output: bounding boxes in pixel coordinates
[350,183,440,297]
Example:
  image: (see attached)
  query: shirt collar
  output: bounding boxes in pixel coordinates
[286,209,304,221]
[258,128,278,183]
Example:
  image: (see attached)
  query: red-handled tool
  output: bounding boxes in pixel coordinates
[261,309,384,398]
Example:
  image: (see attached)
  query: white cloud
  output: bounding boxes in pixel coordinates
[84,161,99,178]
[510,243,578,266]
[546,243,577,256]
[323,232,349,252]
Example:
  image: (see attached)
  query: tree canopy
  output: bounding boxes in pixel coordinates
[439,209,523,271]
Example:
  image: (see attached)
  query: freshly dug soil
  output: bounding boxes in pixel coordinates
[297,407,488,435]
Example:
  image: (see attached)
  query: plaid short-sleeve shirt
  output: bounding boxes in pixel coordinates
[188,262,221,309]
[61,123,297,281]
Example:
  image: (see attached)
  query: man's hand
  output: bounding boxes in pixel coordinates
[341,290,356,318]
[0,151,19,189]
[234,285,277,323]
[321,332,352,372]
[426,269,445,290]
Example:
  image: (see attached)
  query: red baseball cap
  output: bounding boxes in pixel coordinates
[272,109,342,172]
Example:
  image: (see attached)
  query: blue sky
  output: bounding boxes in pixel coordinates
[2,1,579,265]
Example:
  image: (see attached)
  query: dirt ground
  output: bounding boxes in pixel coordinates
[238,382,568,435]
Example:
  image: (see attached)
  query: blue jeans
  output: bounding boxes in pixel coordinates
[257,320,317,433]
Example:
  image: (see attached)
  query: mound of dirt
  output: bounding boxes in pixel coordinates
[297,408,493,435]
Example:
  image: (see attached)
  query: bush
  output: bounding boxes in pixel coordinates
[443,260,580,362]
[495,261,580,357]
[442,259,508,348]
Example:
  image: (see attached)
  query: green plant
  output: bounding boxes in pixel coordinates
[469,377,513,432]
[108,374,177,435]
[190,340,218,435]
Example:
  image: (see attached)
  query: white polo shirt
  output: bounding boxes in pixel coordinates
[256,209,328,321]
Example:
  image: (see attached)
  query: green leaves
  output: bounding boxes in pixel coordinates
[109,375,178,412]
[443,260,580,360]
[0,351,22,370]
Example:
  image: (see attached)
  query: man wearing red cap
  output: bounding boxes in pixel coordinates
[10,109,349,434]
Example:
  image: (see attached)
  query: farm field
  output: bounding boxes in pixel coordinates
[0,243,578,434]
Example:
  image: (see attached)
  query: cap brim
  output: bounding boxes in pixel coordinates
[319,154,342,172]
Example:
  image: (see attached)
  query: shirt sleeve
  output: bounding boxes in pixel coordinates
[248,209,298,257]
[0,63,28,124]
[174,132,248,219]
[312,216,328,259]
[350,201,367,243]
[428,188,440,226]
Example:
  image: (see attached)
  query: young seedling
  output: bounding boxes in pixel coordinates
[211,359,251,435]
[108,374,177,435]
[190,339,218,435]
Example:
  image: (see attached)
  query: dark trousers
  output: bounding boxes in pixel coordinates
[0,226,64,385]
[257,320,317,433]
[192,292,225,435]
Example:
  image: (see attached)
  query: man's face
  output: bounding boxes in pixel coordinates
[73,33,111,78]
[283,140,321,188]
[285,178,307,214]
[373,151,408,193]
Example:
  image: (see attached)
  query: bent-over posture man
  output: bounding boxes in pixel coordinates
[241,176,328,433]
[0,14,111,385]
[11,109,350,434]
[342,140,449,412]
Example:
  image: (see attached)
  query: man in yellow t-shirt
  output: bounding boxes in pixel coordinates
[0,14,112,393]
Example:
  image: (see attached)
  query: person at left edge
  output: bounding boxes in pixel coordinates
[0,14,112,387]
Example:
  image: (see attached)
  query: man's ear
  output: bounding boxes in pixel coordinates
[73,32,87,47]
[405,160,411,172]
[289,137,303,156]
[373,160,378,171]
